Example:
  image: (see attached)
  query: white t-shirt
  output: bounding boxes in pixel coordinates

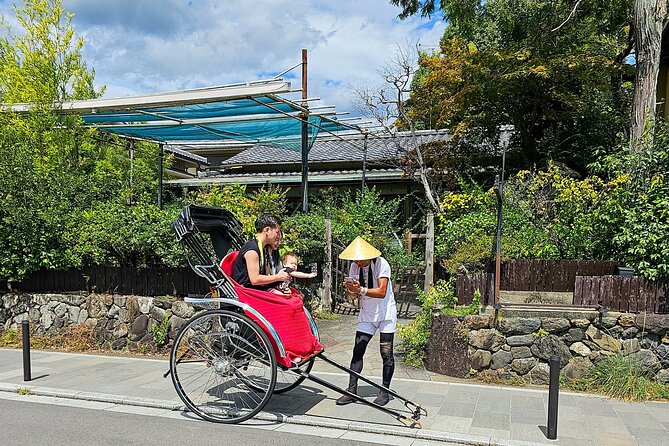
[348,257,397,324]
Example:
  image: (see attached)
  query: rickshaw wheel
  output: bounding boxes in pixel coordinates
[273,358,314,394]
[170,309,277,423]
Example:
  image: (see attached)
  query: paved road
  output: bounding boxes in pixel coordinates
[0,393,461,446]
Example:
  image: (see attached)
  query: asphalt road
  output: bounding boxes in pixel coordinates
[0,398,388,446]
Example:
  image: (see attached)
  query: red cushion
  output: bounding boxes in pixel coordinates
[220,251,322,367]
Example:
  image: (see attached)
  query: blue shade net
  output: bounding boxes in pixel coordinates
[80,96,350,152]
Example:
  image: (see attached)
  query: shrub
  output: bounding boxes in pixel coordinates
[566,354,669,401]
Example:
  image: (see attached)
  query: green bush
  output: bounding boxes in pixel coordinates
[397,280,480,367]
[565,354,669,401]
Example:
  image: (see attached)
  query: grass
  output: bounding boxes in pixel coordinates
[311,310,340,320]
[475,369,527,387]
[15,388,30,395]
[565,354,669,401]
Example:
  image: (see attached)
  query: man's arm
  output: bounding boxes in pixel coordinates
[245,250,289,285]
[345,277,388,299]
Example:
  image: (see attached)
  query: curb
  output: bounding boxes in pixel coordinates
[0,382,539,446]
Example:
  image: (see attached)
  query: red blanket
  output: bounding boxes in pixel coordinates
[221,251,323,367]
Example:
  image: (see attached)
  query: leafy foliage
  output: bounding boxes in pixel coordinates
[400,0,633,174]
[398,280,480,366]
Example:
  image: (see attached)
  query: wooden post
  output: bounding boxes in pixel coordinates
[300,48,309,212]
[322,218,332,312]
[405,230,412,255]
[424,213,434,294]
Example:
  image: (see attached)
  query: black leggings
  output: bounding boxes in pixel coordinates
[348,330,395,387]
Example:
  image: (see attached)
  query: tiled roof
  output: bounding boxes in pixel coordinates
[219,130,450,166]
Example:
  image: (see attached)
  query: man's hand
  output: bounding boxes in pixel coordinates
[275,269,290,281]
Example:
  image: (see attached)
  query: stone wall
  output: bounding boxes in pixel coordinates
[1,293,200,350]
[426,312,669,384]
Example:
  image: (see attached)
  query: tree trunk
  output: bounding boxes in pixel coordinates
[630,0,667,152]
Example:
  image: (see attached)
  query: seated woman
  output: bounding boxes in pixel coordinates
[232,214,289,290]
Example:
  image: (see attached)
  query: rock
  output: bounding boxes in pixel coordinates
[506,334,535,347]
[471,350,492,370]
[28,308,40,322]
[589,350,602,363]
[618,313,636,327]
[117,308,130,324]
[150,306,166,323]
[572,319,591,329]
[656,369,669,384]
[77,309,88,324]
[663,336,669,344]
[112,324,128,339]
[111,338,127,350]
[154,297,176,310]
[654,344,669,367]
[84,318,98,328]
[563,328,585,343]
[468,329,505,351]
[113,296,127,307]
[498,318,541,335]
[608,326,624,337]
[640,334,660,350]
[622,338,640,354]
[137,297,152,314]
[630,350,661,376]
[87,295,108,318]
[102,294,114,306]
[595,316,619,329]
[67,306,80,323]
[39,311,54,330]
[463,315,490,329]
[501,344,511,351]
[54,303,67,317]
[107,304,121,318]
[621,327,639,339]
[542,318,571,333]
[563,357,593,380]
[530,334,571,367]
[529,362,551,385]
[511,346,533,359]
[126,296,140,320]
[512,358,536,375]
[424,314,471,378]
[569,342,591,357]
[52,316,65,330]
[171,301,195,319]
[586,325,621,353]
[128,314,149,342]
[636,314,669,335]
[491,350,513,369]
[168,316,186,339]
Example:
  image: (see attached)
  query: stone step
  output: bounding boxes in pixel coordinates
[499,290,573,305]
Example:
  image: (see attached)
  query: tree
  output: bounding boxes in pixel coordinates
[391,1,634,174]
[629,0,668,152]
[355,43,445,213]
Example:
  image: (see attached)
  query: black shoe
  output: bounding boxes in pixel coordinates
[373,390,390,406]
[335,394,356,405]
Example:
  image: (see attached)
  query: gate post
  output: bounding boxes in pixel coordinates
[322,218,333,311]
[424,213,434,294]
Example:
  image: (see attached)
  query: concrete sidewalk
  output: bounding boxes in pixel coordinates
[0,315,667,446]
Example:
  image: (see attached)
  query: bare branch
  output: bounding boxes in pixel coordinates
[551,0,582,33]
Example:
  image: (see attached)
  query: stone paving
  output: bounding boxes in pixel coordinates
[0,313,668,446]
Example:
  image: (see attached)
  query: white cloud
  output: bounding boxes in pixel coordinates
[2,0,445,115]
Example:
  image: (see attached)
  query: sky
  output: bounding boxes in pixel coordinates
[0,0,446,116]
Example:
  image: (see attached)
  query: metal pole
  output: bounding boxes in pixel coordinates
[424,213,434,294]
[362,133,368,196]
[22,320,31,381]
[323,218,332,311]
[547,355,560,440]
[158,143,164,209]
[300,48,309,212]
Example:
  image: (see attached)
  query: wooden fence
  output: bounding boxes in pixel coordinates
[3,267,210,297]
[498,259,619,292]
[456,272,668,314]
[573,276,668,313]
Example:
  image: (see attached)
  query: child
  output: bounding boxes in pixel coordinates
[277,252,317,294]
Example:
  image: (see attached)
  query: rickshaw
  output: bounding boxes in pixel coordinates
[167,204,426,426]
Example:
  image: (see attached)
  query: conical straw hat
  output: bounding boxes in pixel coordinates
[338,236,381,261]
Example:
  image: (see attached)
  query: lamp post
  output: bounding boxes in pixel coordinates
[493,125,513,306]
